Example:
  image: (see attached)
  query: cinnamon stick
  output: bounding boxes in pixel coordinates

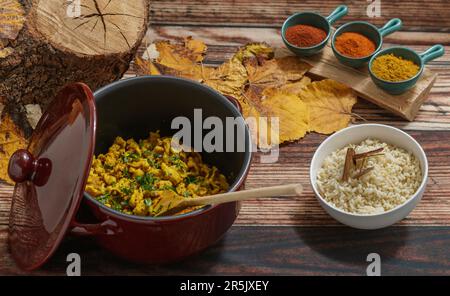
[354,167,374,179]
[341,148,355,182]
[353,147,384,160]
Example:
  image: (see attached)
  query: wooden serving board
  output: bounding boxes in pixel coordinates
[277,44,437,121]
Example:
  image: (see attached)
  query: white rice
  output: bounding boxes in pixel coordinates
[316,138,422,215]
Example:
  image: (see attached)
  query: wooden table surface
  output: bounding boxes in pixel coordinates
[1,0,450,275]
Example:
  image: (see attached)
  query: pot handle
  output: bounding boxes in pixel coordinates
[70,219,121,236]
[224,95,242,113]
[378,18,402,37]
[419,44,445,64]
[325,5,348,25]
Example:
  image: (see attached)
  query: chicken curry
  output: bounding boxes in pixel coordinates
[86,132,229,217]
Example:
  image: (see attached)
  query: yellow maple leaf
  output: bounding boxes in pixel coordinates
[277,76,312,94]
[242,88,309,148]
[299,79,357,134]
[135,57,161,75]
[203,57,248,98]
[0,114,28,184]
[184,36,208,62]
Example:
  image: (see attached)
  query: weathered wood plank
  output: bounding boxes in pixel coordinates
[149,0,450,32]
[1,130,450,227]
[2,225,450,275]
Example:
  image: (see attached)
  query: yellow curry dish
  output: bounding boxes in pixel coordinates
[86,132,229,217]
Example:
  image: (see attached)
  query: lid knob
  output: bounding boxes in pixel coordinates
[8,149,52,186]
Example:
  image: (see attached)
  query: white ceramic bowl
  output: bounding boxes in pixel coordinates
[310,124,428,229]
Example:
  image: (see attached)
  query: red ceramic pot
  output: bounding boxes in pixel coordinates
[8,77,252,269]
[80,76,252,263]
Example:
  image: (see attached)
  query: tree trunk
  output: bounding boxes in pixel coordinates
[0,0,150,136]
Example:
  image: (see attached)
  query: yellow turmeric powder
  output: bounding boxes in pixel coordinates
[371,53,420,82]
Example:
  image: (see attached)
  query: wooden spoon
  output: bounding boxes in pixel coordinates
[154,183,303,217]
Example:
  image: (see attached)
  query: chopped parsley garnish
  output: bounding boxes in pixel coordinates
[122,152,139,163]
[144,198,152,207]
[136,173,156,191]
[97,193,111,204]
[169,155,180,162]
[147,158,160,169]
[185,176,198,184]
[121,187,132,195]
[162,185,177,192]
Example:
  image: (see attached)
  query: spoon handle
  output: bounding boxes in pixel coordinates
[184,183,303,207]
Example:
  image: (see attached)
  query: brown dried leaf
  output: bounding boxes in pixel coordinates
[136,39,210,82]
[0,0,25,40]
[244,55,311,97]
[299,79,357,134]
[203,57,248,98]
[278,76,312,94]
[0,114,28,184]
[233,43,274,62]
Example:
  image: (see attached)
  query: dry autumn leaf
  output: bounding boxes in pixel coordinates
[203,43,280,98]
[203,56,248,98]
[242,87,309,148]
[0,0,25,59]
[184,36,208,62]
[0,114,28,184]
[0,46,13,58]
[233,43,274,62]
[135,56,161,76]
[0,0,25,40]
[244,55,311,97]
[299,79,357,134]
[135,38,358,148]
[278,76,312,94]
[137,38,210,82]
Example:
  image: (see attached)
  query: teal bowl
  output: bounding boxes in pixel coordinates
[282,5,348,57]
[331,18,402,68]
[369,45,445,95]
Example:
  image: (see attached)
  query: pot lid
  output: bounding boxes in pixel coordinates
[7,83,96,271]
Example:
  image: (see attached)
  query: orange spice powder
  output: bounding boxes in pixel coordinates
[285,24,327,47]
[335,32,376,58]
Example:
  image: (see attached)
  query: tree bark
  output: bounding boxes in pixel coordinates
[0,0,150,136]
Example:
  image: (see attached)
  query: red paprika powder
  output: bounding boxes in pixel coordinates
[285,24,327,47]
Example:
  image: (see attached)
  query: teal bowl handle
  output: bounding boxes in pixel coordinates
[419,45,445,64]
[325,5,348,25]
[378,18,402,37]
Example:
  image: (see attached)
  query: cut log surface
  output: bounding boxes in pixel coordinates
[0,0,150,135]
[32,0,147,55]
